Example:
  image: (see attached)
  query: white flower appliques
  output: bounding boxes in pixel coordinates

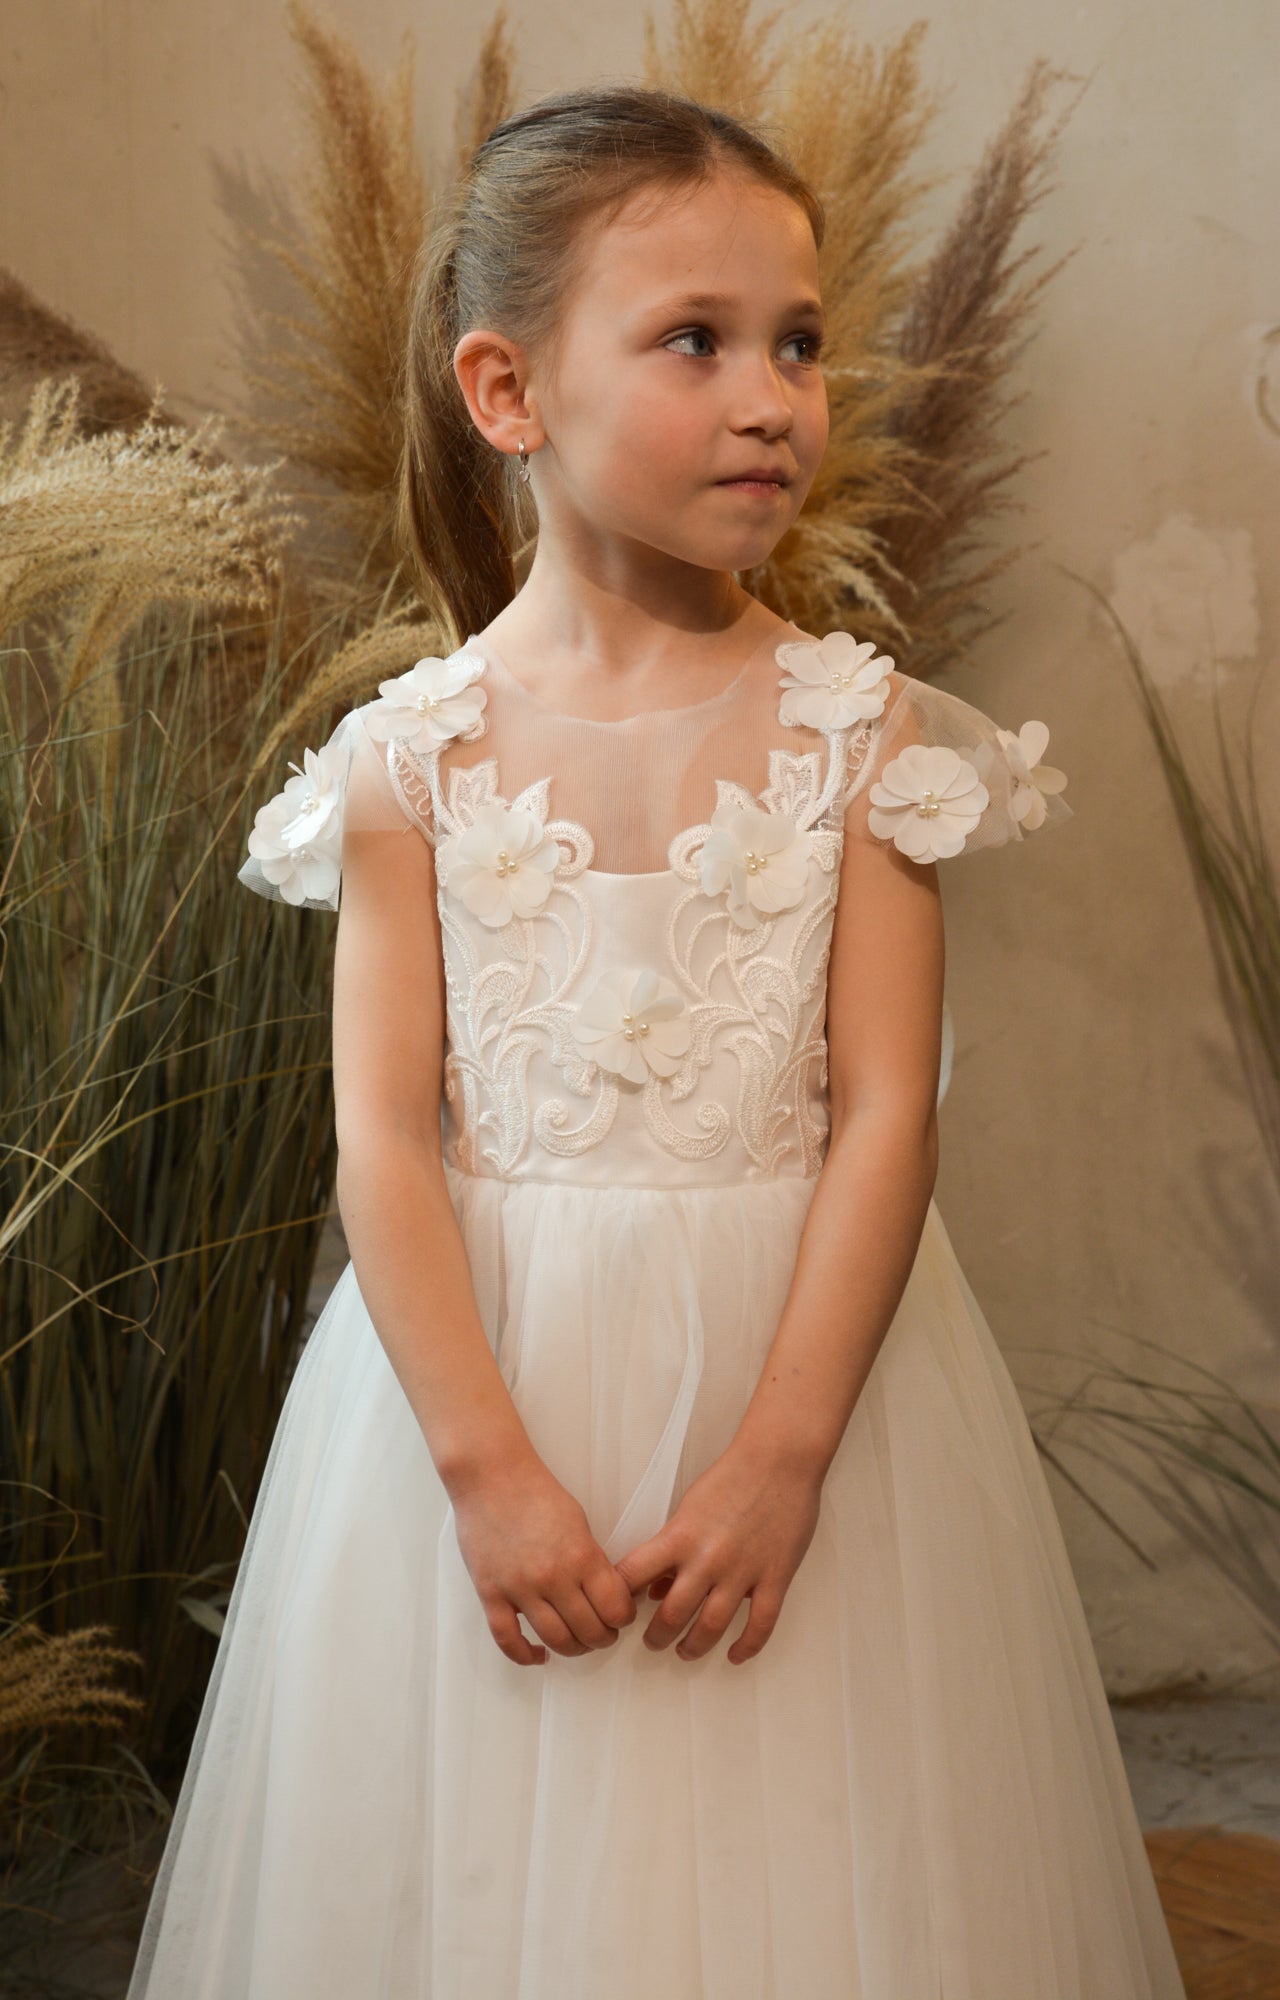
[777,631,894,731]
[363,652,488,753]
[995,720,1068,830]
[572,969,692,1085]
[246,741,347,905]
[699,802,814,928]
[435,798,563,928]
[867,744,990,863]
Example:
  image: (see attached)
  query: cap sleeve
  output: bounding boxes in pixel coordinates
[842,667,1072,864]
[236,650,489,912]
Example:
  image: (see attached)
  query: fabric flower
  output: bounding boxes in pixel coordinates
[777,631,894,731]
[867,743,990,863]
[995,721,1068,831]
[363,652,488,753]
[572,968,692,1085]
[246,742,346,906]
[699,803,813,928]
[435,799,562,928]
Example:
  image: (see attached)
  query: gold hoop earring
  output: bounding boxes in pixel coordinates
[516,437,532,485]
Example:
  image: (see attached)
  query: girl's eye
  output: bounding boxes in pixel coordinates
[663,328,825,365]
[783,332,825,365]
[664,328,716,359]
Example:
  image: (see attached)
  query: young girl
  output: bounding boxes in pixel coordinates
[128,84,1187,1999]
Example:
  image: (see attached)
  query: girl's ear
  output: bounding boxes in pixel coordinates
[452,327,542,456]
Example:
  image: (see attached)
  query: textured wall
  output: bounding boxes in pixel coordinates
[3,0,1277,1693]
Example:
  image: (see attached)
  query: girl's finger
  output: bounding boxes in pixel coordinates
[614,1529,682,1594]
[485,1601,547,1668]
[552,1581,620,1649]
[673,1584,743,1662]
[521,1596,590,1659]
[726,1586,784,1665]
[585,1561,638,1630]
[642,1570,712,1651]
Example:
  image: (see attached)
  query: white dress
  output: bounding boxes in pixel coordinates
[126,624,1187,1999]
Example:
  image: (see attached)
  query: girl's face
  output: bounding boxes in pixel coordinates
[456,167,829,584]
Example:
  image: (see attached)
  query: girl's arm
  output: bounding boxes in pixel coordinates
[332,745,635,1664]
[731,828,944,1474]
[615,799,944,1663]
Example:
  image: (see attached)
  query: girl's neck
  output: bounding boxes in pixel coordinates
[470,588,797,720]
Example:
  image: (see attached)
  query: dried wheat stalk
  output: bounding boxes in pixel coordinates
[0,1577,143,1740]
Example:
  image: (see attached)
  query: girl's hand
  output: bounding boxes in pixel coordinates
[613,1436,824,1665]
[449,1447,638,1667]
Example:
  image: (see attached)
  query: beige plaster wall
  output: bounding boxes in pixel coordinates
[3,0,1277,1693]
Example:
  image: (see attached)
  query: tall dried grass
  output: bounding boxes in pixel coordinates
[0,351,437,1903]
[1,598,348,1791]
[0,1579,158,1979]
[1024,1333,1280,1668]
[231,0,1084,679]
[1007,580,1280,1673]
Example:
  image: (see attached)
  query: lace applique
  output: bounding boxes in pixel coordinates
[389,670,862,1179]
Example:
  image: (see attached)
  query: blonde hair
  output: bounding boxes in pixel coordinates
[396,83,825,645]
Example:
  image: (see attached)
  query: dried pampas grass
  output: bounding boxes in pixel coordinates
[449,3,521,177]
[0,376,297,755]
[231,0,1083,681]
[876,57,1085,679]
[643,0,790,111]
[228,0,428,604]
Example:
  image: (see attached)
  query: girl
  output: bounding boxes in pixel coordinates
[128,83,1187,1999]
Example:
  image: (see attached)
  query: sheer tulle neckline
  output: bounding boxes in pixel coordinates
[461,624,799,727]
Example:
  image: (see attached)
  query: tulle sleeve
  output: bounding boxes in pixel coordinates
[237,710,395,913]
[842,668,1072,865]
[236,652,490,911]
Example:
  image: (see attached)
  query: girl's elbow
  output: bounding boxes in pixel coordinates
[828,1085,939,1170]
[335,1092,444,1183]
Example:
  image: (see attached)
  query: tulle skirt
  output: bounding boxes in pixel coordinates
[126,1166,1186,1999]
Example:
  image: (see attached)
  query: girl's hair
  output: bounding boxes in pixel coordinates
[396,83,825,645]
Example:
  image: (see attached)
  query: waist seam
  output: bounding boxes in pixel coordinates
[443,1164,822,1194]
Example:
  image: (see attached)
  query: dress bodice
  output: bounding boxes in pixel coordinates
[399,636,854,1188]
[237,626,1072,1190]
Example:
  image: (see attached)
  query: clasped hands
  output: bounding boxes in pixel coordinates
[450,1431,824,1669]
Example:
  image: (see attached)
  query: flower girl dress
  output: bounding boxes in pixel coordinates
[126,625,1186,1999]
